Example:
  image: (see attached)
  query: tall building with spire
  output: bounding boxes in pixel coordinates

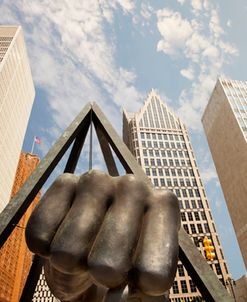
[0,152,40,302]
[0,26,35,212]
[202,78,247,269]
[123,90,230,301]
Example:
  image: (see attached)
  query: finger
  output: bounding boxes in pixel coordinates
[44,260,91,301]
[49,170,114,274]
[132,190,180,296]
[88,174,150,288]
[25,173,78,257]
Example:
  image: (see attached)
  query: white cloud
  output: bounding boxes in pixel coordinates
[157,9,193,56]
[156,4,238,130]
[1,0,142,150]
[180,66,194,80]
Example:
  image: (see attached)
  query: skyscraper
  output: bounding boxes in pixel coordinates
[123,89,230,301]
[0,152,40,302]
[202,78,247,269]
[0,26,35,212]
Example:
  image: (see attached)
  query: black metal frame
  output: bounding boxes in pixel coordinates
[0,103,233,301]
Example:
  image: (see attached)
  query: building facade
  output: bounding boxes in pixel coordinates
[202,78,247,269]
[0,152,40,301]
[0,26,35,212]
[123,90,230,301]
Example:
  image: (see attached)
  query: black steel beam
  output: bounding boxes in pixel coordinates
[95,124,119,176]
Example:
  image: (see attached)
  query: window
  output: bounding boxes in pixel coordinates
[177,169,182,176]
[197,224,203,233]
[161,150,166,157]
[150,159,155,166]
[193,237,200,247]
[189,280,197,292]
[175,189,181,197]
[183,225,189,233]
[160,178,165,186]
[173,150,178,157]
[167,150,172,157]
[158,168,163,176]
[165,169,170,176]
[179,200,183,209]
[204,223,210,233]
[185,200,190,209]
[146,133,151,139]
[153,141,158,148]
[171,169,176,176]
[186,179,190,186]
[191,224,196,234]
[187,212,193,221]
[142,141,146,147]
[201,212,206,220]
[163,134,168,140]
[149,150,154,156]
[163,159,168,166]
[152,168,157,176]
[172,281,179,294]
[145,168,150,176]
[194,212,200,221]
[174,134,179,141]
[159,142,164,148]
[167,179,172,186]
[177,142,181,148]
[165,142,169,148]
[189,189,194,197]
[177,264,185,276]
[169,159,174,166]
[182,189,187,197]
[152,133,156,139]
[181,280,188,293]
[141,132,145,139]
[189,169,194,177]
[144,159,149,166]
[158,134,162,140]
[155,150,160,157]
[171,142,175,148]
[178,151,183,157]
[180,179,185,186]
[175,159,179,166]
[157,159,161,166]
[181,160,185,166]
[195,189,200,197]
[197,200,203,208]
[153,178,159,187]
[187,160,191,166]
[181,212,186,221]
[215,263,222,275]
[183,169,188,176]
[147,141,152,148]
[174,179,178,186]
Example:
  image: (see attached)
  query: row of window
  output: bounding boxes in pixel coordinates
[140,132,185,142]
[143,148,189,158]
[181,211,207,222]
[141,140,187,150]
[179,199,205,210]
[172,279,197,294]
[146,167,195,177]
[183,223,210,234]
[144,158,192,168]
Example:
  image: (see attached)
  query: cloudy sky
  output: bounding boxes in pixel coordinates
[1,0,246,279]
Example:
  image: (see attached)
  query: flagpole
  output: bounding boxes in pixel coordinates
[31,136,35,154]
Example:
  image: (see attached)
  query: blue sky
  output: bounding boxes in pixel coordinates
[1,0,246,279]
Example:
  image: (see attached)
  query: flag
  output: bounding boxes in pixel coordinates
[34,136,41,144]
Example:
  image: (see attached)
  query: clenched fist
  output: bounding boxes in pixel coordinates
[26,170,180,301]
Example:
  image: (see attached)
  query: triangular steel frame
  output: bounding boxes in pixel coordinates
[0,103,233,302]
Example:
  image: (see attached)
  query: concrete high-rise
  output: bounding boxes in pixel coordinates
[0,26,35,212]
[123,90,230,301]
[202,78,247,269]
[0,152,40,302]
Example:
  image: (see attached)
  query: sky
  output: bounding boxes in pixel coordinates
[1,0,246,279]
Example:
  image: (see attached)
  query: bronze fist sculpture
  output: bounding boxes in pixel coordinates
[26,170,180,301]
